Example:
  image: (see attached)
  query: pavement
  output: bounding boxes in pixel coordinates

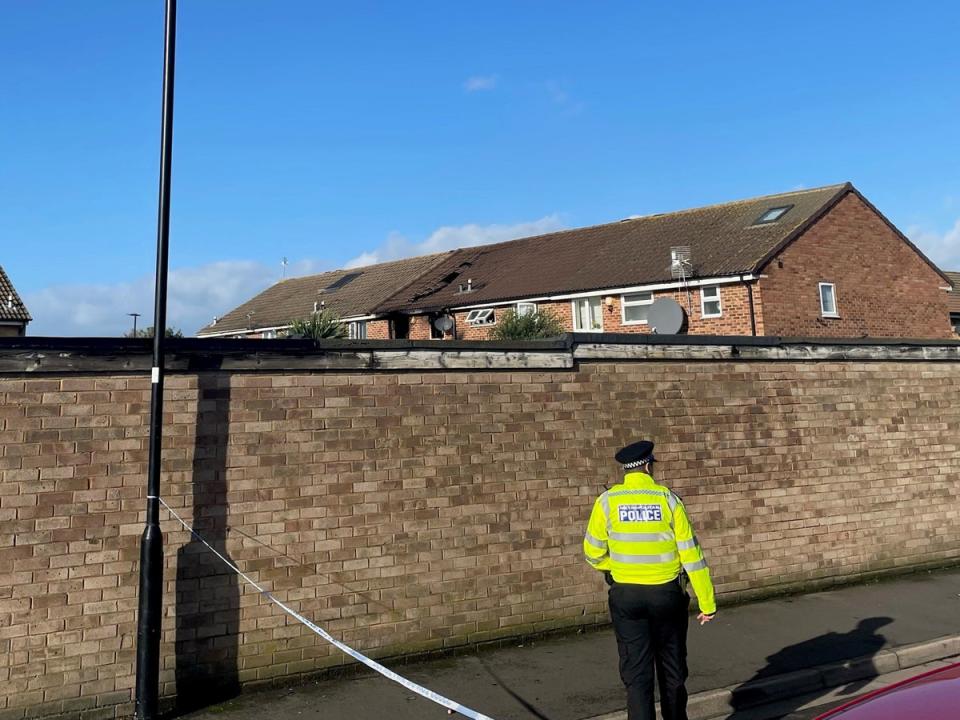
[178,566,960,720]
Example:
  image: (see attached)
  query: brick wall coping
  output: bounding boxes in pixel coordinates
[0,333,958,374]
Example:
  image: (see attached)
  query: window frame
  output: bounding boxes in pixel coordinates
[516,302,537,317]
[819,282,839,318]
[621,291,654,325]
[465,308,496,326]
[700,285,722,319]
[348,320,367,339]
[752,204,794,225]
[571,297,603,332]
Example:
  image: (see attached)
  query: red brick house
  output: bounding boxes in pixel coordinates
[196,254,450,339]
[376,183,954,340]
[947,271,960,336]
[0,265,31,337]
[201,183,955,341]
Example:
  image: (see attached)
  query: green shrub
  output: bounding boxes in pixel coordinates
[490,309,565,340]
[287,310,348,340]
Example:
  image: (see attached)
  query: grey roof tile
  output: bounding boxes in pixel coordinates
[0,266,31,323]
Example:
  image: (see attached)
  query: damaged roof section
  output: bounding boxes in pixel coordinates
[375,184,851,314]
[197,253,451,336]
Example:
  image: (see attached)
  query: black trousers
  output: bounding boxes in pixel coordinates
[608,580,690,720]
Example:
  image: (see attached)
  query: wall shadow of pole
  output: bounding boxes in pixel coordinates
[174,372,240,713]
[726,616,893,718]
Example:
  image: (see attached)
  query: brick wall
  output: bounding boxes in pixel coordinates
[447,286,760,340]
[364,320,391,340]
[758,193,953,339]
[3,343,960,718]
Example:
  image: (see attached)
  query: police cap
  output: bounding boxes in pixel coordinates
[615,440,656,469]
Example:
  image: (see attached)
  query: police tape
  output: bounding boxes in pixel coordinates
[157,497,497,720]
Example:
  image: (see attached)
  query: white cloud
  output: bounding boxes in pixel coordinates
[464,75,498,92]
[23,258,329,337]
[344,215,566,268]
[545,80,584,114]
[908,219,960,271]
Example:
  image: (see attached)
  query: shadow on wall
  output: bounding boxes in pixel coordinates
[175,373,240,712]
[725,616,893,718]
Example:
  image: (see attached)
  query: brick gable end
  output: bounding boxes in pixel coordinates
[756,192,952,339]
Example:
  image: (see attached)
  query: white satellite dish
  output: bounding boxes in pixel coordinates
[433,315,454,333]
[648,298,686,335]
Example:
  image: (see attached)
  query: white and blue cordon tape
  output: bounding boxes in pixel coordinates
[157,497,497,720]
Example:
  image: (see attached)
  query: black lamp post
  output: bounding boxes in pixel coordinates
[129,312,141,336]
[135,0,177,717]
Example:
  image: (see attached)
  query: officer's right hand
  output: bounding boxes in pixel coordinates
[697,612,715,626]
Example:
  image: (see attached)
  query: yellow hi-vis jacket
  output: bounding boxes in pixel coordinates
[584,471,716,615]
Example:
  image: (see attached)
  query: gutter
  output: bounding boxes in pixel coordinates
[405,274,759,314]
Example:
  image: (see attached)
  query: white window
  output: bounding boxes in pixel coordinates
[516,302,537,317]
[819,283,838,317]
[261,330,277,339]
[465,308,496,326]
[349,321,367,339]
[621,292,654,324]
[701,286,722,318]
[572,297,603,332]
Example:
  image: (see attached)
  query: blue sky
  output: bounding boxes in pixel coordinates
[2,1,959,336]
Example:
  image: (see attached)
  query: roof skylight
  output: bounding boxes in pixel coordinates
[754,205,793,225]
[323,272,362,291]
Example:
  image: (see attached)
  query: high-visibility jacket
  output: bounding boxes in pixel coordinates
[584,471,716,615]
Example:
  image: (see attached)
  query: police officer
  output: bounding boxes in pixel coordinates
[583,440,716,720]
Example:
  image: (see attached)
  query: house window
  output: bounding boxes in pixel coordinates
[516,302,537,317]
[753,205,793,225]
[621,292,654,324]
[465,308,495,326]
[349,321,367,339]
[261,330,277,339]
[701,286,722,318]
[572,297,603,332]
[819,283,838,317]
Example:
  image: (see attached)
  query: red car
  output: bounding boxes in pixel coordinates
[815,662,960,718]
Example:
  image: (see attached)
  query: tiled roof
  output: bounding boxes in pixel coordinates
[945,271,960,314]
[0,265,31,323]
[197,253,451,335]
[376,184,852,313]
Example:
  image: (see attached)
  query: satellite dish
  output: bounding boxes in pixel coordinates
[432,314,454,333]
[647,298,686,335]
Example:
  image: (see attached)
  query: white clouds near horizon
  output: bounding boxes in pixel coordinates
[909,219,960,272]
[23,258,328,337]
[344,215,566,269]
[21,215,567,336]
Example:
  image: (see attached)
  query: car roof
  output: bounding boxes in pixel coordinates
[816,662,960,719]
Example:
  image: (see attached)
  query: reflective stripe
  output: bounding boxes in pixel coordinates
[683,558,709,573]
[667,493,678,512]
[584,533,606,549]
[609,531,674,543]
[586,555,606,566]
[677,537,699,551]
[610,550,678,565]
[601,493,611,531]
[607,489,670,499]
